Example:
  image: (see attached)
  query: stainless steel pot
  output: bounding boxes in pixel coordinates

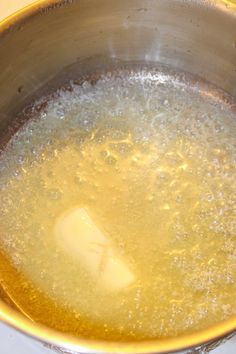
[0,1,236,353]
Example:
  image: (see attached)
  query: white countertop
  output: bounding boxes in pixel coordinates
[0,2,235,353]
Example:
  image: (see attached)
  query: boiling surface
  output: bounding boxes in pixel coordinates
[0,70,236,340]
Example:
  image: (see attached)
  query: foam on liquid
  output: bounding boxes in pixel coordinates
[0,69,235,340]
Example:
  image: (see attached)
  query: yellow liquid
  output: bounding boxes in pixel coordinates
[0,70,235,340]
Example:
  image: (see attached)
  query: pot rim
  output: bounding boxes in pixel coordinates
[0,0,236,353]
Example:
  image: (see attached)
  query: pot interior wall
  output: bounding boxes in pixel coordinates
[0,0,235,137]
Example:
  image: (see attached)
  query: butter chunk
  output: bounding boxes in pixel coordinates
[54,208,135,291]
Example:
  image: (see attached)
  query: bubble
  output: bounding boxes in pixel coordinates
[47,188,62,200]
[100,150,109,159]
[105,155,117,165]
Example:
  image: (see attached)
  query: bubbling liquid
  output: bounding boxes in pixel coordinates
[0,69,235,340]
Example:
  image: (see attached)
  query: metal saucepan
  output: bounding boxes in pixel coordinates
[0,0,236,353]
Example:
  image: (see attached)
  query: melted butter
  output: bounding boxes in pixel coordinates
[0,70,235,340]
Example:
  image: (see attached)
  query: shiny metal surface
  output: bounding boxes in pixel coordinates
[0,1,236,353]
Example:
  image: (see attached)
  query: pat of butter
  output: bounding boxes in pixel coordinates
[54,208,135,291]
